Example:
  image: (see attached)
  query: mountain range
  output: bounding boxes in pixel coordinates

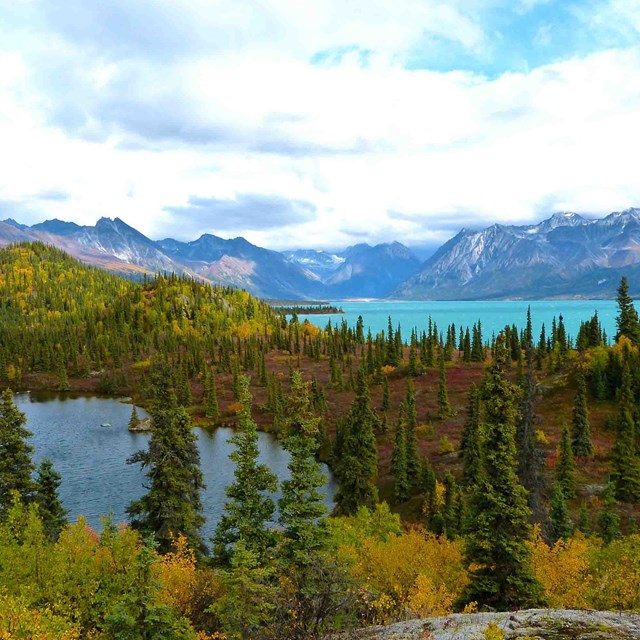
[2,208,640,300]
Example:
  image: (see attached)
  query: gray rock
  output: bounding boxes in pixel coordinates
[331,609,640,640]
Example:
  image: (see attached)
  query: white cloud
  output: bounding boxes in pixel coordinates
[0,1,639,250]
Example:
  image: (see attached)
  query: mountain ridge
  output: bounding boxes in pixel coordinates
[394,207,640,300]
[3,208,640,299]
[0,216,418,299]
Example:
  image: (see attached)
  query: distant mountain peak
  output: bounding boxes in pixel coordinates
[1,218,29,230]
[394,207,640,300]
[31,219,82,236]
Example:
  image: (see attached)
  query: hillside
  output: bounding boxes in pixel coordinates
[0,242,279,393]
[2,242,640,638]
[0,217,419,299]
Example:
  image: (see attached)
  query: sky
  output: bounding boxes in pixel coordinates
[0,0,639,252]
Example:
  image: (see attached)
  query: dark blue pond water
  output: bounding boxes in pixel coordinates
[15,393,336,540]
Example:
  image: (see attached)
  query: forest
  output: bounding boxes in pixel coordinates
[1,242,640,639]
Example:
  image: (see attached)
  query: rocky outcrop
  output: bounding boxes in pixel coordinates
[335,609,640,639]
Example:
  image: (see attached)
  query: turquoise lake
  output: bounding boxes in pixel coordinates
[296,300,619,343]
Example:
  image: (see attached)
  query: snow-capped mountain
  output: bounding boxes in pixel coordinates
[3,208,640,300]
[282,249,345,280]
[394,208,640,299]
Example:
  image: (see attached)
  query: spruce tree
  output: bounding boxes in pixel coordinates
[461,385,482,486]
[34,458,67,541]
[612,412,640,503]
[334,369,378,515]
[577,506,590,535]
[0,389,35,514]
[615,276,639,344]
[549,480,573,543]
[556,425,577,500]
[391,406,409,503]
[127,371,205,554]
[213,375,277,565]
[381,375,391,413]
[278,372,328,563]
[611,363,640,502]
[458,336,544,611]
[204,369,219,421]
[176,361,192,407]
[404,379,419,482]
[516,351,548,530]
[128,405,140,431]
[442,471,463,539]
[571,374,593,457]
[437,353,453,419]
[598,480,621,543]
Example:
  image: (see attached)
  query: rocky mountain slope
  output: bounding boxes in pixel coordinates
[324,241,421,298]
[4,208,640,300]
[0,217,418,299]
[394,209,640,300]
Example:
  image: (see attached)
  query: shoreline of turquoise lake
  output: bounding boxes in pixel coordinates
[295,300,620,343]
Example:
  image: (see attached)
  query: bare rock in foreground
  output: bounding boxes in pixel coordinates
[334,609,640,640]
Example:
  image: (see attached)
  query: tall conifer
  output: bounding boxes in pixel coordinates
[571,374,593,456]
[334,370,378,515]
[213,375,277,565]
[556,425,577,500]
[127,371,205,554]
[0,389,35,514]
[458,336,544,610]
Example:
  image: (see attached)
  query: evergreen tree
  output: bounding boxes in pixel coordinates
[213,375,277,565]
[334,370,379,515]
[442,471,463,538]
[278,372,328,564]
[612,364,640,502]
[127,371,205,554]
[516,351,548,529]
[577,506,590,535]
[549,480,573,543]
[571,374,593,456]
[437,353,453,419]
[611,413,640,503]
[408,343,419,377]
[175,361,192,407]
[0,389,35,514]
[34,458,67,541]
[458,335,544,611]
[615,276,639,344]
[381,375,391,413]
[556,425,577,500]
[598,480,621,543]
[460,385,482,486]
[385,316,398,366]
[404,378,419,482]
[204,369,219,421]
[391,406,409,503]
[128,405,140,431]
[471,321,484,362]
